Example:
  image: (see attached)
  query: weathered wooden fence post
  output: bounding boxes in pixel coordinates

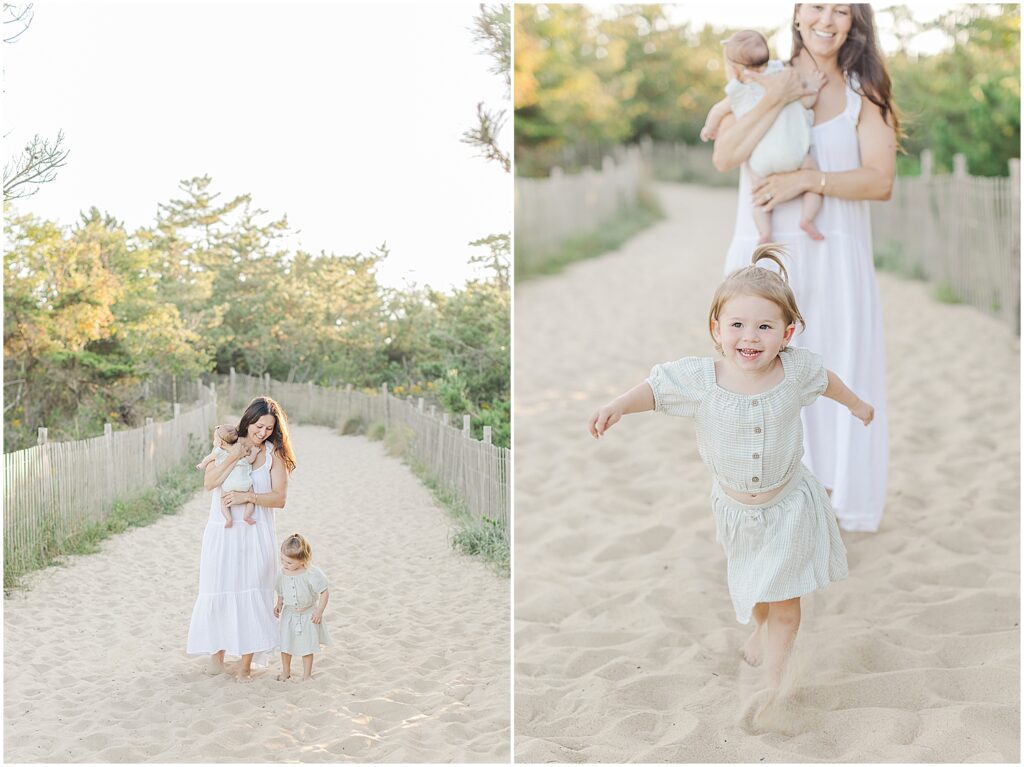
[144,417,155,484]
[229,367,236,409]
[463,414,471,438]
[104,422,114,506]
[483,426,492,445]
[381,383,390,430]
[1011,158,1021,335]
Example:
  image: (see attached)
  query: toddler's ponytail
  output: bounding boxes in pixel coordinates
[750,243,790,283]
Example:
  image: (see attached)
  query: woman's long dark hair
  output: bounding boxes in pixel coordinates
[237,396,297,472]
[791,4,903,141]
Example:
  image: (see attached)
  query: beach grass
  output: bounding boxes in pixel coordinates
[516,191,664,281]
[4,451,203,592]
[373,422,509,575]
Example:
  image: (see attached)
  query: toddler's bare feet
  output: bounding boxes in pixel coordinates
[276,672,291,682]
[800,219,825,241]
[302,674,314,682]
[234,672,254,684]
[743,625,764,667]
[243,517,257,526]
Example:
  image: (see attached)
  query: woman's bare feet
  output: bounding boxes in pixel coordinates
[234,672,254,683]
[276,672,291,682]
[800,219,825,241]
[742,624,764,666]
[203,656,226,676]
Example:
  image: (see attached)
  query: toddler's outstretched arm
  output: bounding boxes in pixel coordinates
[824,370,874,425]
[588,382,656,438]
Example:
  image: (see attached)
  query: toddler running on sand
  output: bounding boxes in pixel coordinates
[589,244,873,687]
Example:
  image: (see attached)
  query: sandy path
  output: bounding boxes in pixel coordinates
[514,183,1019,762]
[4,423,509,763]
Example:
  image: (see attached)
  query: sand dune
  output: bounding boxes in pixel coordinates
[5,424,509,763]
[514,183,1019,762]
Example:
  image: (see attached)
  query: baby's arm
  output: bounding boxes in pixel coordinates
[588,382,656,438]
[311,588,329,624]
[799,69,827,109]
[823,370,874,425]
[196,451,217,470]
[701,97,734,142]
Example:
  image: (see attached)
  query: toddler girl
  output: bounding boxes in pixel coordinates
[701,29,826,243]
[196,424,259,527]
[588,244,873,687]
[274,533,332,681]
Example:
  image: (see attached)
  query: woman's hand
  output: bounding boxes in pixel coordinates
[751,170,813,211]
[743,66,814,109]
[588,404,623,438]
[222,490,255,508]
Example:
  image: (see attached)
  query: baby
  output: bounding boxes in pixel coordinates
[701,29,826,243]
[196,424,259,527]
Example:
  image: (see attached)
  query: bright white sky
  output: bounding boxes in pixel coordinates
[4,1,511,291]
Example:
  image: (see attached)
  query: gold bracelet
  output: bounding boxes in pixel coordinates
[819,172,827,192]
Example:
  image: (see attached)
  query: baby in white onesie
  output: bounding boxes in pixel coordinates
[701,29,826,243]
[196,424,259,527]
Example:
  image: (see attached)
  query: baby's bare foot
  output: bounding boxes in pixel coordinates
[243,517,257,526]
[742,626,764,667]
[800,219,825,241]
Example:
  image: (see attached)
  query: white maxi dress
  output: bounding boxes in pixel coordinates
[724,74,889,532]
[186,445,279,661]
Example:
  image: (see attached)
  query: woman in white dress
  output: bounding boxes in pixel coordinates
[713,4,899,532]
[186,396,297,680]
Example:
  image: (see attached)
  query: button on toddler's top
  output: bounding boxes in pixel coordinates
[646,347,828,494]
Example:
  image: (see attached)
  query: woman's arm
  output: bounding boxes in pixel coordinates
[229,449,289,509]
[712,67,810,172]
[202,443,246,491]
[752,96,896,209]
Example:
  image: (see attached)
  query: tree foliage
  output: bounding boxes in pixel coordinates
[515,3,1020,177]
[4,180,511,450]
[887,4,1020,176]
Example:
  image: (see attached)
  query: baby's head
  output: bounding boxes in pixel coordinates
[708,244,804,359]
[722,29,770,80]
[214,424,239,447]
[281,532,312,571]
